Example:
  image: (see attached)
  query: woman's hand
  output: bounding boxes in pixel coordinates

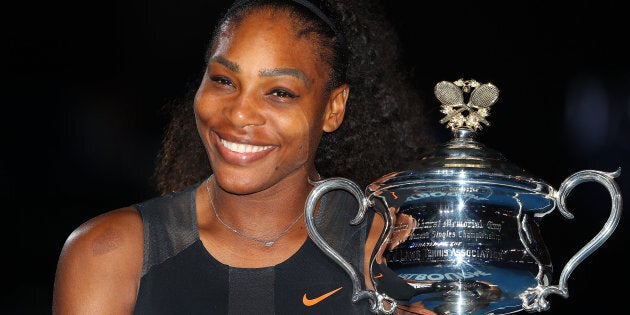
[395,301,437,315]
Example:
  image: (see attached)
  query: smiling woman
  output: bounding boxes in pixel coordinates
[51,0,436,314]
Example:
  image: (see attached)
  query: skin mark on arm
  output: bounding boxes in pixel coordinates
[92,227,122,256]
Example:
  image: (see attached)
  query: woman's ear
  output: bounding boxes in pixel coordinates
[322,84,349,132]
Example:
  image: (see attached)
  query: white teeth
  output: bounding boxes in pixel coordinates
[220,139,273,153]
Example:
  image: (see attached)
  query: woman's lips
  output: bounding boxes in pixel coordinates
[216,136,276,164]
[220,138,274,153]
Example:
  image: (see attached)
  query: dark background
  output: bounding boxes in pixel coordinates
[4,0,628,314]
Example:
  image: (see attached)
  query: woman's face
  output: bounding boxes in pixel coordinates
[194,9,347,194]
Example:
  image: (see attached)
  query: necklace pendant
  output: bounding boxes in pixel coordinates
[264,241,275,247]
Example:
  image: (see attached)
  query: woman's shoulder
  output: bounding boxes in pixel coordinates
[53,206,144,313]
[64,206,143,250]
[59,182,202,255]
[57,206,144,271]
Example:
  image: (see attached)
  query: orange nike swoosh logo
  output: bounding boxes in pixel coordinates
[302,287,343,306]
[373,273,384,279]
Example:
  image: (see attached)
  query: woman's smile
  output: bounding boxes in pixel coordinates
[214,132,278,164]
[219,138,274,154]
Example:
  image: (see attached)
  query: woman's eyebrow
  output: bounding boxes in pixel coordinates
[209,56,239,72]
[260,68,310,89]
[208,57,310,89]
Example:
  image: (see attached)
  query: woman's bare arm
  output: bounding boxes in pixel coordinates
[52,207,144,314]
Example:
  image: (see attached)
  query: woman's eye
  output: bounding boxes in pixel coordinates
[210,76,233,87]
[269,89,297,99]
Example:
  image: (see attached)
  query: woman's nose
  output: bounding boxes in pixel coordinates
[223,92,265,128]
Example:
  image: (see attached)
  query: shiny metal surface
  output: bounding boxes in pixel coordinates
[305,177,397,314]
[304,79,623,314]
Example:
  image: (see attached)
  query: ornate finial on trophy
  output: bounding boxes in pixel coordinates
[435,78,499,131]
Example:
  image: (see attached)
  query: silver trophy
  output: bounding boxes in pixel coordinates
[304,79,623,314]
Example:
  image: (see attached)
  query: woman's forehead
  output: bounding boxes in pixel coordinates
[225,9,315,43]
[213,11,329,80]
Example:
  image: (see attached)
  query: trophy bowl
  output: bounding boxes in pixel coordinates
[304,79,623,314]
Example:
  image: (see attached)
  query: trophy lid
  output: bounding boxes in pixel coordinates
[368,79,555,211]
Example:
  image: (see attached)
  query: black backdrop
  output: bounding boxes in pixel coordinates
[4,0,628,314]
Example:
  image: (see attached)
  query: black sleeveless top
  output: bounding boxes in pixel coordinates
[133,182,375,314]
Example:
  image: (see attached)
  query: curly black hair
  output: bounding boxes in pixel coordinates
[153,0,437,194]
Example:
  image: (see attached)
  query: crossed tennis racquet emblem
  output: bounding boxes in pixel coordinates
[435,78,499,131]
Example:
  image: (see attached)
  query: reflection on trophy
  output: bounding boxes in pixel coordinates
[304,78,622,314]
[388,209,417,251]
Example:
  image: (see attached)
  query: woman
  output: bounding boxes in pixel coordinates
[53,0,436,314]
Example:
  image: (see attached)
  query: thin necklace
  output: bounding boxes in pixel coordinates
[205,176,305,247]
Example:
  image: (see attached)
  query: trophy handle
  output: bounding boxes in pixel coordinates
[522,168,622,312]
[305,177,397,314]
